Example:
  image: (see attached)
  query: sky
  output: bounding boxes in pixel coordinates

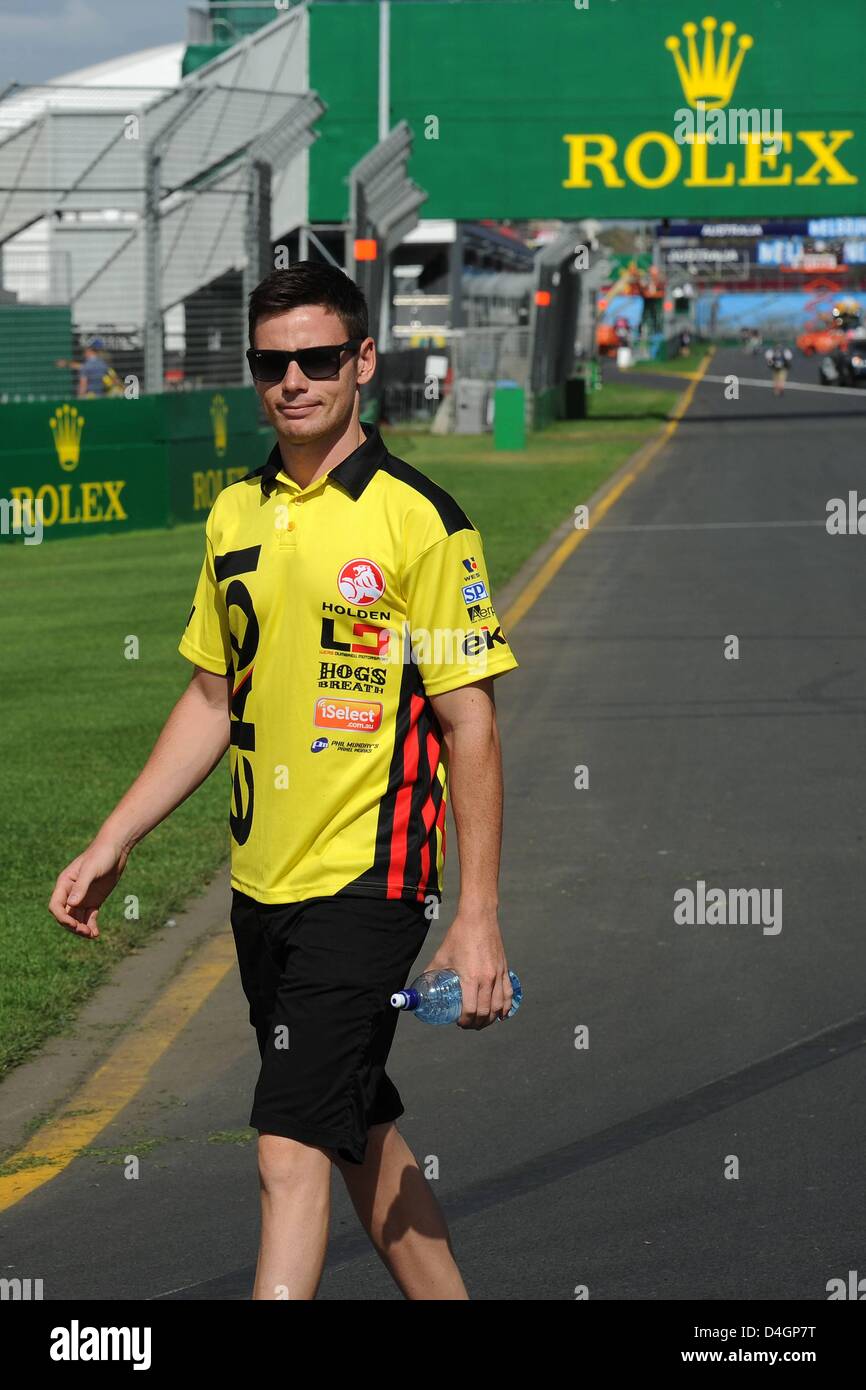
[0,0,186,85]
[0,0,481,85]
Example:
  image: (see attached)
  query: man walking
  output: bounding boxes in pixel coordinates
[765,342,793,396]
[49,262,518,1300]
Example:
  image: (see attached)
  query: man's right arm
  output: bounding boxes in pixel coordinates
[48,666,231,939]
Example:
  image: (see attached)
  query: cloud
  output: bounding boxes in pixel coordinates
[0,0,100,39]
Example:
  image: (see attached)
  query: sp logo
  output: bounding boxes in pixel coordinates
[338,558,385,605]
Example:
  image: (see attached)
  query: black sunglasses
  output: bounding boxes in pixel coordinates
[246,340,364,384]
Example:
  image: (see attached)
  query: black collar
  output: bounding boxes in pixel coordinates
[258,420,386,500]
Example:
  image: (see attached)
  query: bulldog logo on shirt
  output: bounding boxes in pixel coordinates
[338,558,386,605]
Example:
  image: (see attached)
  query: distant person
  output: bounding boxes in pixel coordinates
[743,327,761,355]
[55,338,121,398]
[765,343,793,396]
[679,328,692,356]
[77,338,114,398]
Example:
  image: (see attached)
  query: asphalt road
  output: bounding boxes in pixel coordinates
[4,347,866,1300]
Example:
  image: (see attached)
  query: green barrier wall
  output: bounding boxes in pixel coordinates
[309,0,866,220]
[163,389,262,525]
[1,389,262,543]
[0,304,73,397]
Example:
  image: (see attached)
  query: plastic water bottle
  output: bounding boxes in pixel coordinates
[391,969,522,1025]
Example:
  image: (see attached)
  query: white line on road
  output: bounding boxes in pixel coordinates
[692,372,866,398]
[597,519,825,533]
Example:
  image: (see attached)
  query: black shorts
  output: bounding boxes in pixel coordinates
[230,889,431,1164]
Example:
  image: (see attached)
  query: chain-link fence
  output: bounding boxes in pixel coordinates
[438,327,532,433]
[366,328,533,430]
[379,381,440,425]
[1,71,580,428]
[450,326,531,389]
[187,3,292,45]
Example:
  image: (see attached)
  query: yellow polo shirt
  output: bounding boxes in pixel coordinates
[178,420,518,905]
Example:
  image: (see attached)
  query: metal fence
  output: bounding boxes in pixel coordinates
[450,326,532,389]
[0,73,579,426]
[441,326,533,433]
[379,382,440,426]
[0,7,317,402]
[187,4,292,45]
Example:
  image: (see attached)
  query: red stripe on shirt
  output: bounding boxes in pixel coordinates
[416,729,443,899]
[232,664,254,699]
[387,692,424,898]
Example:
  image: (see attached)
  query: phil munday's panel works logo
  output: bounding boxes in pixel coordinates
[562,14,857,193]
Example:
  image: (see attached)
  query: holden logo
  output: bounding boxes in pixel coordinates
[337,558,385,604]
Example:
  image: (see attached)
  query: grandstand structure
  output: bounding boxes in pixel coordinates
[0,1,590,415]
[1,5,624,486]
[0,9,323,394]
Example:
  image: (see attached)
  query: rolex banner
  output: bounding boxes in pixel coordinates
[309,0,866,219]
[0,390,261,544]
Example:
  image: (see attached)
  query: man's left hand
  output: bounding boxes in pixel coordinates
[422,908,513,1029]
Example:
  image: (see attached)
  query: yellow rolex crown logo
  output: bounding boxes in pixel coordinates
[210,393,229,458]
[49,403,85,471]
[665,16,753,109]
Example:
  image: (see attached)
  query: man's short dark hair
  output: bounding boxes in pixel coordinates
[248,262,369,346]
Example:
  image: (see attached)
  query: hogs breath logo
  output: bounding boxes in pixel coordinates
[562,15,857,193]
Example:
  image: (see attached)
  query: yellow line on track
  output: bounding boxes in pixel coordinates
[0,931,236,1212]
[502,347,714,633]
[627,367,704,381]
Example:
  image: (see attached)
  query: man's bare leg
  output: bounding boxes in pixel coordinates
[253,1133,333,1300]
[332,1121,469,1299]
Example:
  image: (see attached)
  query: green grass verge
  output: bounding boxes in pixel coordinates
[378,384,677,587]
[628,344,710,376]
[0,380,677,1081]
[0,526,232,1082]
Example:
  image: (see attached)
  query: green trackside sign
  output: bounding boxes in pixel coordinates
[308,0,866,219]
[0,389,262,543]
